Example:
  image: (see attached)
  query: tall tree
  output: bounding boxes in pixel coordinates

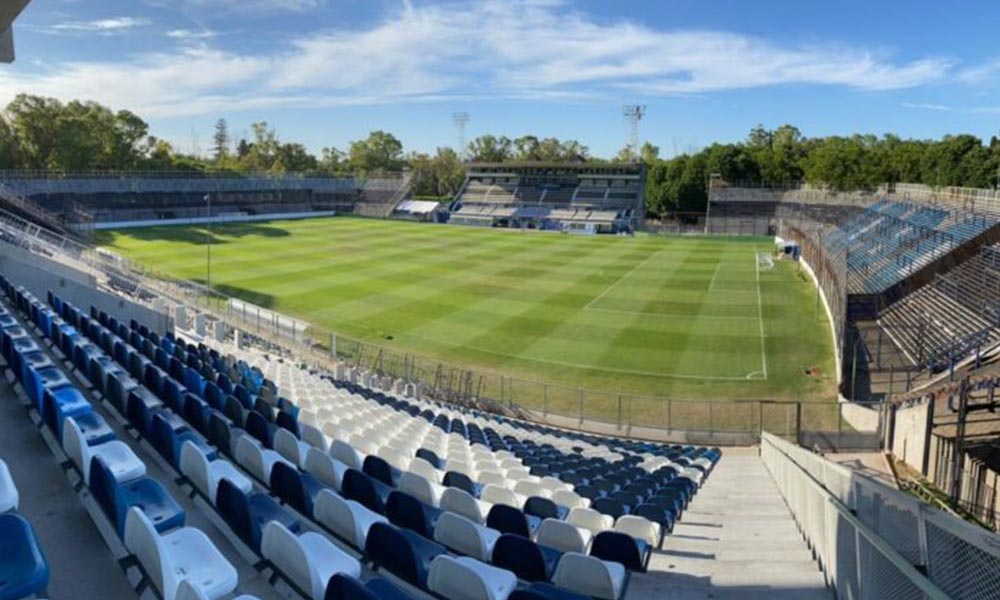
[212,118,230,163]
[348,130,404,173]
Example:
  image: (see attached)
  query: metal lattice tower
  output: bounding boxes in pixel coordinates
[453,112,469,161]
[622,105,646,162]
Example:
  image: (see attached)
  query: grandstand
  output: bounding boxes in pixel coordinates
[450,163,644,234]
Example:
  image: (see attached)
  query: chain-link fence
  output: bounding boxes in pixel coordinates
[762,431,1000,600]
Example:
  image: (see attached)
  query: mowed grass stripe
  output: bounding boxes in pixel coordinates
[98,217,838,402]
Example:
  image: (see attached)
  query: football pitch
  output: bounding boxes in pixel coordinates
[97,217,837,406]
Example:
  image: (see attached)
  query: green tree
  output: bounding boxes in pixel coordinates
[212,118,230,163]
[466,135,512,162]
[348,130,404,173]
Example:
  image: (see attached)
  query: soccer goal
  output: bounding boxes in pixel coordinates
[757,252,775,271]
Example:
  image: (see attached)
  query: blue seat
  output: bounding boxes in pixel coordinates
[275,411,299,437]
[245,410,274,448]
[42,386,94,442]
[182,393,211,435]
[487,504,539,539]
[633,503,675,538]
[324,574,415,600]
[415,448,442,469]
[363,455,400,487]
[524,496,568,521]
[89,456,185,537]
[149,411,216,469]
[125,387,163,437]
[385,491,441,539]
[23,365,71,414]
[442,471,480,497]
[0,514,49,600]
[216,478,301,553]
[491,533,561,582]
[342,469,389,514]
[18,351,54,404]
[269,461,324,518]
[509,583,592,600]
[590,530,648,572]
[207,411,235,457]
[592,498,627,520]
[160,377,187,412]
[365,522,446,590]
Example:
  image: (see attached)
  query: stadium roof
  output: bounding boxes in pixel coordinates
[467,161,644,174]
[0,0,31,63]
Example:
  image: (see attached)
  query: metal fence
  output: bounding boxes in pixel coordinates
[762,431,1000,600]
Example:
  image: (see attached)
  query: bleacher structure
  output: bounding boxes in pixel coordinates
[449,164,644,234]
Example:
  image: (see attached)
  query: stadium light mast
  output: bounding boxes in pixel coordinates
[453,112,470,161]
[622,105,646,163]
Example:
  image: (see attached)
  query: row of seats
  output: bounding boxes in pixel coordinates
[0,458,50,600]
[42,291,629,600]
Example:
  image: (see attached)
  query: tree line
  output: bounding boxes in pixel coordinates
[1,94,998,215]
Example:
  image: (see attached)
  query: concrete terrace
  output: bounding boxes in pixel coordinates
[629,449,831,600]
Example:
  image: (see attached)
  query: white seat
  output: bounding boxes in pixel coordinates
[552,489,589,509]
[614,515,661,547]
[261,521,361,600]
[179,441,252,505]
[314,489,387,549]
[273,428,312,469]
[408,457,443,483]
[0,459,18,513]
[440,487,493,524]
[536,518,592,554]
[235,436,291,484]
[304,447,348,491]
[124,507,238,600]
[300,423,328,452]
[377,446,411,471]
[513,480,550,499]
[63,417,146,484]
[481,484,523,509]
[329,440,363,470]
[432,511,501,562]
[567,507,614,535]
[540,476,571,493]
[552,552,626,600]
[177,580,260,600]
[477,471,505,487]
[428,555,517,600]
[399,471,444,507]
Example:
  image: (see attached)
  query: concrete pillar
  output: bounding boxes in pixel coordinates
[174,305,187,328]
[334,362,346,380]
[194,313,206,336]
[213,320,228,342]
[233,328,243,349]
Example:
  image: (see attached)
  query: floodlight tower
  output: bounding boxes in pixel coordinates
[622,105,646,163]
[453,112,470,161]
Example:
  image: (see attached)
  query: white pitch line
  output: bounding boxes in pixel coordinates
[582,249,664,311]
[584,306,758,321]
[707,261,723,293]
[754,246,769,379]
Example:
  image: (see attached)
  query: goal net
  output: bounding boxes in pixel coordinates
[757,252,775,271]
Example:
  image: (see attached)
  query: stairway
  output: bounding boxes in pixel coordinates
[0,181,72,236]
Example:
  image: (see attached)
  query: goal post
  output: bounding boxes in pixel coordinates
[757,252,775,271]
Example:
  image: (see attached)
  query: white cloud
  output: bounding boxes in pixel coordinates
[166,29,217,40]
[0,0,954,117]
[146,0,323,15]
[958,58,1000,84]
[47,17,151,34]
[901,102,952,112]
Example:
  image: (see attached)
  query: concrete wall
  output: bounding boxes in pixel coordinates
[88,210,337,230]
[0,243,172,334]
[891,401,929,473]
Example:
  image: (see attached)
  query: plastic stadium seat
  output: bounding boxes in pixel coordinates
[179,441,252,505]
[524,496,568,521]
[551,553,626,600]
[415,448,443,469]
[151,412,216,469]
[235,436,292,485]
[261,521,361,600]
[591,498,627,520]
[536,518,593,554]
[363,455,399,488]
[432,511,501,562]
[300,423,328,453]
[590,530,648,572]
[90,455,185,537]
[0,514,49,600]
[398,471,443,507]
[408,457,442,484]
[324,574,415,600]
[365,522,446,589]
[551,490,589,509]
[440,487,491,524]
[216,479,301,554]
[491,533,561,582]
[427,555,517,600]
[274,427,311,469]
[614,514,662,549]
[124,507,238,600]
[0,459,19,513]
[270,461,325,518]
[341,469,390,514]
[126,387,164,437]
[314,490,387,550]
[330,440,364,471]
[304,448,348,491]
[385,491,441,539]
[63,417,146,485]
[508,583,591,600]
[486,504,538,539]
[566,508,614,536]
[245,410,275,448]
[442,471,480,496]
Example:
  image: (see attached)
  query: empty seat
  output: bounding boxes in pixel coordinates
[124,507,238,600]
[261,521,361,600]
[590,531,648,572]
[90,455,185,537]
[491,533,561,582]
[440,487,492,524]
[486,504,537,539]
[179,441,252,505]
[235,436,292,484]
[432,511,500,562]
[270,461,325,518]
[567,507,613,536]
[341,469,389,514]
[524,497,568,521]
[216,478,301,554]
[551,553,626,600]
[614,514,662,548]
[481,484,522,509]
[427,555,517,600]
[314,489,387,550]
[386,491,441,539]
[398,471,443,507]
[0,459,18,513]
[536,518,592,554]
[63,416,146,485]
[551,490,588,509]
[274,427,312,469]
[151,411,216,469]
[365,522,446,590]
[330,440,363,470]
[0,513,49,600]
[324,574,415,600]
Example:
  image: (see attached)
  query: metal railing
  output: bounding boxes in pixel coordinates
[762,431,1000,600]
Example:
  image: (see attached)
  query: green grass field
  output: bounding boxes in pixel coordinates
[97,217,837,412]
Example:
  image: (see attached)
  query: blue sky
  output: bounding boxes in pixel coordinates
[4,0,1000,157]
